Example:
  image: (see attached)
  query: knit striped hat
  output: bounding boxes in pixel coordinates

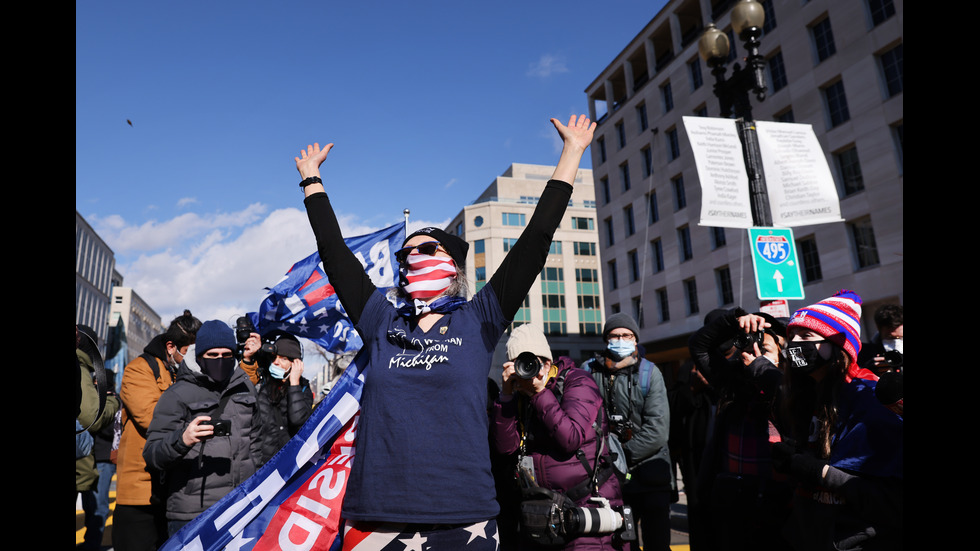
[788,290,864,376]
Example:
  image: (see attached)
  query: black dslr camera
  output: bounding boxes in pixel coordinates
[608,414,635,443]
[514,351,543,380]
[234,316,256,360]
[732,330,765,351]
[881,350,903,368]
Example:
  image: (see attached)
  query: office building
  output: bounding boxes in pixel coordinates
[110,286,165,367]
[446,163,606,370]
[76,210,117,349]
[584,0,902,368]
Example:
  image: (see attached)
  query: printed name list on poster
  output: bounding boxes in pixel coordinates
[754,121,843,227]
[683,116,753,229]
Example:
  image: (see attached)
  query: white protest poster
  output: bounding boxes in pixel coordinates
[754,120,843,227]
[682,116,753,229]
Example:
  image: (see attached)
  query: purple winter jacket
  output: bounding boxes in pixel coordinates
[491,357,628,550]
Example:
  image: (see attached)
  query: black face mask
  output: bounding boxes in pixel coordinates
[199,356,237,383]
[782,340,833,374]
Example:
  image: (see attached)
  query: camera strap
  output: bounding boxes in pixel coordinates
[77,330,109,434]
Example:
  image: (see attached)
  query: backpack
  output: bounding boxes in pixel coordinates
[582,356,657,397]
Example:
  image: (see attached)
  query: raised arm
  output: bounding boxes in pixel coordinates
[489,115,595,319]
[297,142,377,324]
[549,115,596,184]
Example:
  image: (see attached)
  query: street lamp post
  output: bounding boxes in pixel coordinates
[698,0,772,227]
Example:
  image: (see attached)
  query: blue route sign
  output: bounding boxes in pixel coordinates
[748,227,805,300]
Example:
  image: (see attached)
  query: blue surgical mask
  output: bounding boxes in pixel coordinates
[607,340,636,359]
[269,365,289,380]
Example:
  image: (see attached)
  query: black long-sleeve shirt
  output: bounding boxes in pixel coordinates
[303,179,573,323]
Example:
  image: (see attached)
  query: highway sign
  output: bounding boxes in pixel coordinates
[748,227,805,300]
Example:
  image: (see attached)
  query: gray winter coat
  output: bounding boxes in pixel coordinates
[143,352,262,521]
[583,354,673,493]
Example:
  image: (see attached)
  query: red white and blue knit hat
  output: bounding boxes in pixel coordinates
[788,290,872,380]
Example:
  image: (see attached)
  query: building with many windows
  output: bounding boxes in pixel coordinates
[76,210,117,350]
[446,163,607,372]
[584,0,902,369]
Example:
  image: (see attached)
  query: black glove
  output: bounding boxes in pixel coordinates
[771,441,825,485]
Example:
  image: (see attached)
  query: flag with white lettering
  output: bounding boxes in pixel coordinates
[159,349,367,551]
[249,222,405,354]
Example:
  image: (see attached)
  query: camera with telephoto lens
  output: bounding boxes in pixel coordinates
[202,419,231,437]
[564,497,636,542]
[732,330,765,351]
[514,351,543,380]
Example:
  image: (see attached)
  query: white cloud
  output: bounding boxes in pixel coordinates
[527,54,569,78]
[89,205,450,328]
[176,197,198,208]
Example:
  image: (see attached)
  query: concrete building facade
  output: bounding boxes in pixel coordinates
[446,163,608,371]
[76,210,117,349]
[110,286,165,367]
[584,0,903,368]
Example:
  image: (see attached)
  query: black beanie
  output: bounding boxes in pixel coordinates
[603,313,640,340]
[403,227,469,268]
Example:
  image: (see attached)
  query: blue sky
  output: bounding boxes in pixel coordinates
[77,0,669,330]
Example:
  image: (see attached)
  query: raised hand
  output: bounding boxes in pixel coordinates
[549,114,596,185]
[550,114,596,152]
[295,142,334,180]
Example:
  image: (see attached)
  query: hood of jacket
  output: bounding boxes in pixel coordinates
[142,333,171,363]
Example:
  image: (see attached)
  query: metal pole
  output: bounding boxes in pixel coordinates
[738,118,773,227]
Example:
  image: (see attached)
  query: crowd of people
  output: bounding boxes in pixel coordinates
[75,113,902,551]
[75,311,315,550]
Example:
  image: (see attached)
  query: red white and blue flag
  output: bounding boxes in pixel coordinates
[247,222,405,354]
[158,223,405,550]
[159,350,365,551]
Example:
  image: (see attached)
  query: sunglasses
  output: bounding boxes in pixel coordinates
[395,241,444,263]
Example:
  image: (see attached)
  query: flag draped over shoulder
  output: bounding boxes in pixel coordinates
[249,221,405,353]
[159,222,405,551]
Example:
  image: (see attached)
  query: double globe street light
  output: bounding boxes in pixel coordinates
[698,0,772,226]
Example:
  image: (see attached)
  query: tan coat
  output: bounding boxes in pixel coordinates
[115,352,174,506]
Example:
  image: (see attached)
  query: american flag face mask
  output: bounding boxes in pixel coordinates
[398,248,457,301]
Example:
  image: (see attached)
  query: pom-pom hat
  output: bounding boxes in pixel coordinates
[787,290,874,381]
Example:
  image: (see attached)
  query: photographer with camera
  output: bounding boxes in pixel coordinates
[581,314,671,551]
[491,323,632,550]
[252,329,315,465]
[857,304,903,377]
[143,320,263,537]
[777,290,903,551]
[687,306,794,551]
[233,315,264,385]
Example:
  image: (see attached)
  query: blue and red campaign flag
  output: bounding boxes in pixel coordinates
[248,221,405,354]
[159,351,367,551]
[157,222,405,550]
